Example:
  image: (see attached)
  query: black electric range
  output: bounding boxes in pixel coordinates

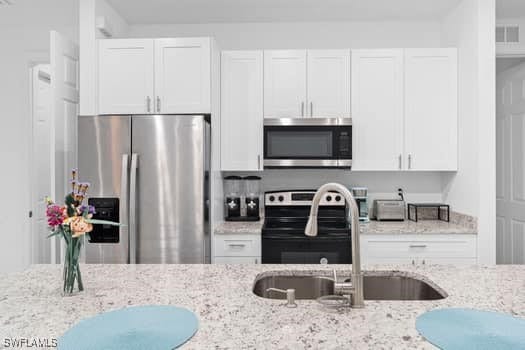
[262,190,352,264]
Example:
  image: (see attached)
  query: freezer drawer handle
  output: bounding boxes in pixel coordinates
[129,153,139,264]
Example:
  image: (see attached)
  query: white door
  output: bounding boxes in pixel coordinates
[155,38,211,113]
[404,48,458,171]
[496,62,525,264]
[98,39,154,115]
[50,31,79,262]
[307,50,351,118]
[30,65,53,264]
[221,51,263,171]
[351,49,404,170]
[264,50,307,118]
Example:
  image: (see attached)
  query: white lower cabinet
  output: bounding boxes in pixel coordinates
[214,256,261,264]
[361,234,477,265]
[214,234,261,264]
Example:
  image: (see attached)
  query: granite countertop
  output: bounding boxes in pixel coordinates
[360,220,477,235]
[1,264,523,349]
[214,219,476,236]
[215,220,264,235]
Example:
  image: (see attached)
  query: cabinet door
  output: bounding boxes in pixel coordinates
[221,51,264,171]
[351,49,404,170]
[154,38,211,113]
[404,48,458,171]
[98,39,154,115]
[307,50,351,117]
[264,50,307,118]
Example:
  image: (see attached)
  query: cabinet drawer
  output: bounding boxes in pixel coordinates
[214,256,261,264]
[214,234,261,257]
[362,234,477,259]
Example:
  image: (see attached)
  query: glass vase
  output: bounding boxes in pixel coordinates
[63,235,84,296]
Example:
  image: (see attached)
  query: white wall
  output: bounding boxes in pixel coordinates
[79,0,128,116]
[441,0,496,264]
[225,170,444,212]
[126,21,442,49]
[0,0,78,273]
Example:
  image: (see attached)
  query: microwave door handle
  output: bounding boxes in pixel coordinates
[129,153,138,264]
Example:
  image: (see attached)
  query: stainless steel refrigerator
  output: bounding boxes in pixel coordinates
[78,115,211,264]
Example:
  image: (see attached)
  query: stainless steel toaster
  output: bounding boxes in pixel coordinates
[374,200,406,221]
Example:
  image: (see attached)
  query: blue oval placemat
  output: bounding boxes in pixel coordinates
[416,308,525,350]
[58,305,199,350]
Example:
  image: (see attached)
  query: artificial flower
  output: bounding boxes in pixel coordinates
[46,204,66,227]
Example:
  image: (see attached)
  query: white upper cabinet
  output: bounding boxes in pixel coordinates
[98,39,154,115]
[264,50,307,118]
[307,50,351,118]
[154,38,211,114]
[221,51,264,171]
[351,49,404,170]
[98,37,212,115]
[404,48,458,171]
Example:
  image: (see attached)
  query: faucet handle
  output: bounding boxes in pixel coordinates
[266,288,298,308]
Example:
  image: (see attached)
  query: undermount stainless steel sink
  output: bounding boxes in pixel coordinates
[253,272,446,301]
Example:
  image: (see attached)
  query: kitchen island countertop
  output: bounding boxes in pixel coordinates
[1,264,523,349]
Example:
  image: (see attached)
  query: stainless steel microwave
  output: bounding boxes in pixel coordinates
[263,118,352,168]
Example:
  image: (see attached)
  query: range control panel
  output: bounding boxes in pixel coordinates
[265,191,346,206]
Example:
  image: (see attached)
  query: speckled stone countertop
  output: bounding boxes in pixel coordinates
[215,220,264,234]
[1,264,523,349]
[214,219,476,236]
[360,220,477,235]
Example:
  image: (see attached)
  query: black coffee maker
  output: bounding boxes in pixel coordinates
[244,176,261,220]
[224,176,242,220]
[224,176,261,221]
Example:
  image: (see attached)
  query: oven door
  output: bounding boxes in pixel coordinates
[262,236,352,264]
[263,118,352,168]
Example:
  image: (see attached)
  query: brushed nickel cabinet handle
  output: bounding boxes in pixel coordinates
[258,155,261,170]
[310,102,313,117]
[398,154,402,170]
[301,102,305,117]
[156,96,161,113]
[408,154,412,170]
[146,96,151,112]
[409,244,427,248]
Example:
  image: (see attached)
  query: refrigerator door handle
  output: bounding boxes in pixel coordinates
[129,153,139,264]
[120,154,130,263]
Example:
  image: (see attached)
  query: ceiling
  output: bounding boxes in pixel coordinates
[107,0,462,24]
[497,0,525,18]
